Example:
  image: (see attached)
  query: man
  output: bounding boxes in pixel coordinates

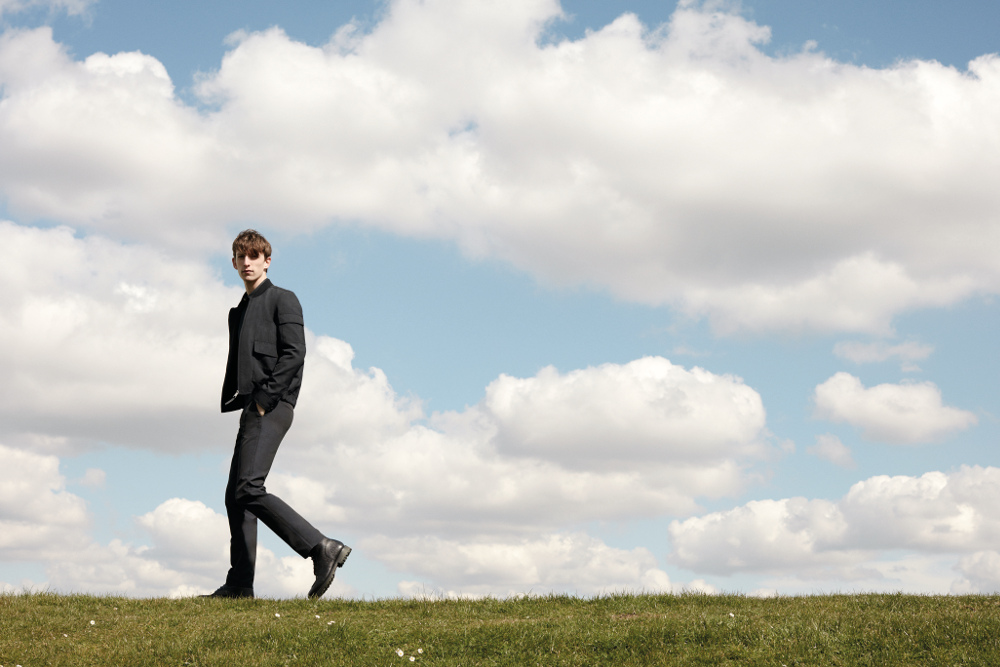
[203,229,350,599]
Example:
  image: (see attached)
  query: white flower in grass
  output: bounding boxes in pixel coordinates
[275,613,280,618]
[315,615,320,619]
[418,649,423,654]
[396,649,404,657]
[328,621,335,625]
[90,620,95,625]
[729,613,734,618]
[410,657,415,662]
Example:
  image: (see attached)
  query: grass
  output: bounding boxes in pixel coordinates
[2,592,999,665]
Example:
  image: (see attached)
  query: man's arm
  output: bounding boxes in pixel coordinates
[252,290,306,413]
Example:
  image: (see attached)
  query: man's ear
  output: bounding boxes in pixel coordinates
[232,256,238,270]
[264,256,272,271]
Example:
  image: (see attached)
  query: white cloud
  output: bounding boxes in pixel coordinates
[0,221,775,596]
[833,340,934,368]
[806,434,856,468]
[835,469,1000,551]
[669,466,1000,591]
[0,221,238,454]
[258,350,770,595]
[752,554,970,595]
[669,497,857,577]
[271,349,771,537]
[38,496,355,598]
[368,532,679,597]
[0,445,263,596]
[0,0,91,17]
[0,443,90,561]
[682,255,973,336]
[955,551,1000,593]
[2,1,1000,333]
[133,498,229,578]
[813,372,977,443]
[78,468,106,489]
[481,358,766,467]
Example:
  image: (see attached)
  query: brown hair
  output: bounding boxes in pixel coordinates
[232,229,272,259]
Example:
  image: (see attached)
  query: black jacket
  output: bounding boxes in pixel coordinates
[221,279,306,413]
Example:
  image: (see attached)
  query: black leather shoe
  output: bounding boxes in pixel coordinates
[308,538,351,599]
[199,585,254,599]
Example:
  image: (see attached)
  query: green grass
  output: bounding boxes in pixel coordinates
[2,592,999,665]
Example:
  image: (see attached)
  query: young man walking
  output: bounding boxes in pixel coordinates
[204,229,350,599]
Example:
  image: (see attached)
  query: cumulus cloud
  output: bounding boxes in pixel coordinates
[806,433,856,468]
[0,444,90,561]
[955,551,1000,593]
[481,358,766,467]
[0,221,775,595]
[669,466,1000,590]
[0,444,285,597]
[0,222,238,454]
[2,1,1000,333]
[258,350,771,594]
[370,532,678,597]
[813,372,977,443]
[43,497,355,598]
[131,498,353,599]
[269,350,771,538]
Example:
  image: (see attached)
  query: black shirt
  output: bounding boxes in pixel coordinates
[224,293,250,409]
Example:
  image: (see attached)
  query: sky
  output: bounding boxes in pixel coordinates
[2,0,1000,599]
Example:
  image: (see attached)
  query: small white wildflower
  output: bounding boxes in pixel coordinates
[275,613,281,618]
[90,620,95,625]
[729,613,734,618]
[397,649,404,657]
[418,648,423,654]
[410,657,415,662]
[63,633,68,637]
[315,615,321,619]
[328,621,335,625]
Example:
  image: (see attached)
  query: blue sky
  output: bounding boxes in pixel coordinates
[2,0,1000,598]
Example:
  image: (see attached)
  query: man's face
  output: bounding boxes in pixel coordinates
[233,251,271,289]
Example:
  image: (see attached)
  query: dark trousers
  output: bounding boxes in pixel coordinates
[225,400,324,588]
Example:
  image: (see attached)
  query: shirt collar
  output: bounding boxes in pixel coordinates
[247,278,273,299]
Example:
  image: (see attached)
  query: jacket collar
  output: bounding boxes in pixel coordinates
[247,278,273,299]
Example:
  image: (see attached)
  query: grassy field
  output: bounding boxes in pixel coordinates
[2,591,999,666]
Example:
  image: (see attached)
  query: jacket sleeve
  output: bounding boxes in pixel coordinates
[252,290,306,412]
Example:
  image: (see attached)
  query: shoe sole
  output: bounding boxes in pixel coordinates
[199,591,254,599]
[309,545,351,599]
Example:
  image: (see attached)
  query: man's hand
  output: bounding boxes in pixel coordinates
[256,402,265,416]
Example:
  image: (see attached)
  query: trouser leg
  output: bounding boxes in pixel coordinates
[225,460,257,588]
[224,401,325,588]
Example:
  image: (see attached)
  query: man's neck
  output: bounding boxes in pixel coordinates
[244,274,268,294]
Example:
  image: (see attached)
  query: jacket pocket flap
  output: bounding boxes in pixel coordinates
[253,340,278,357]
[278,313,304,325]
